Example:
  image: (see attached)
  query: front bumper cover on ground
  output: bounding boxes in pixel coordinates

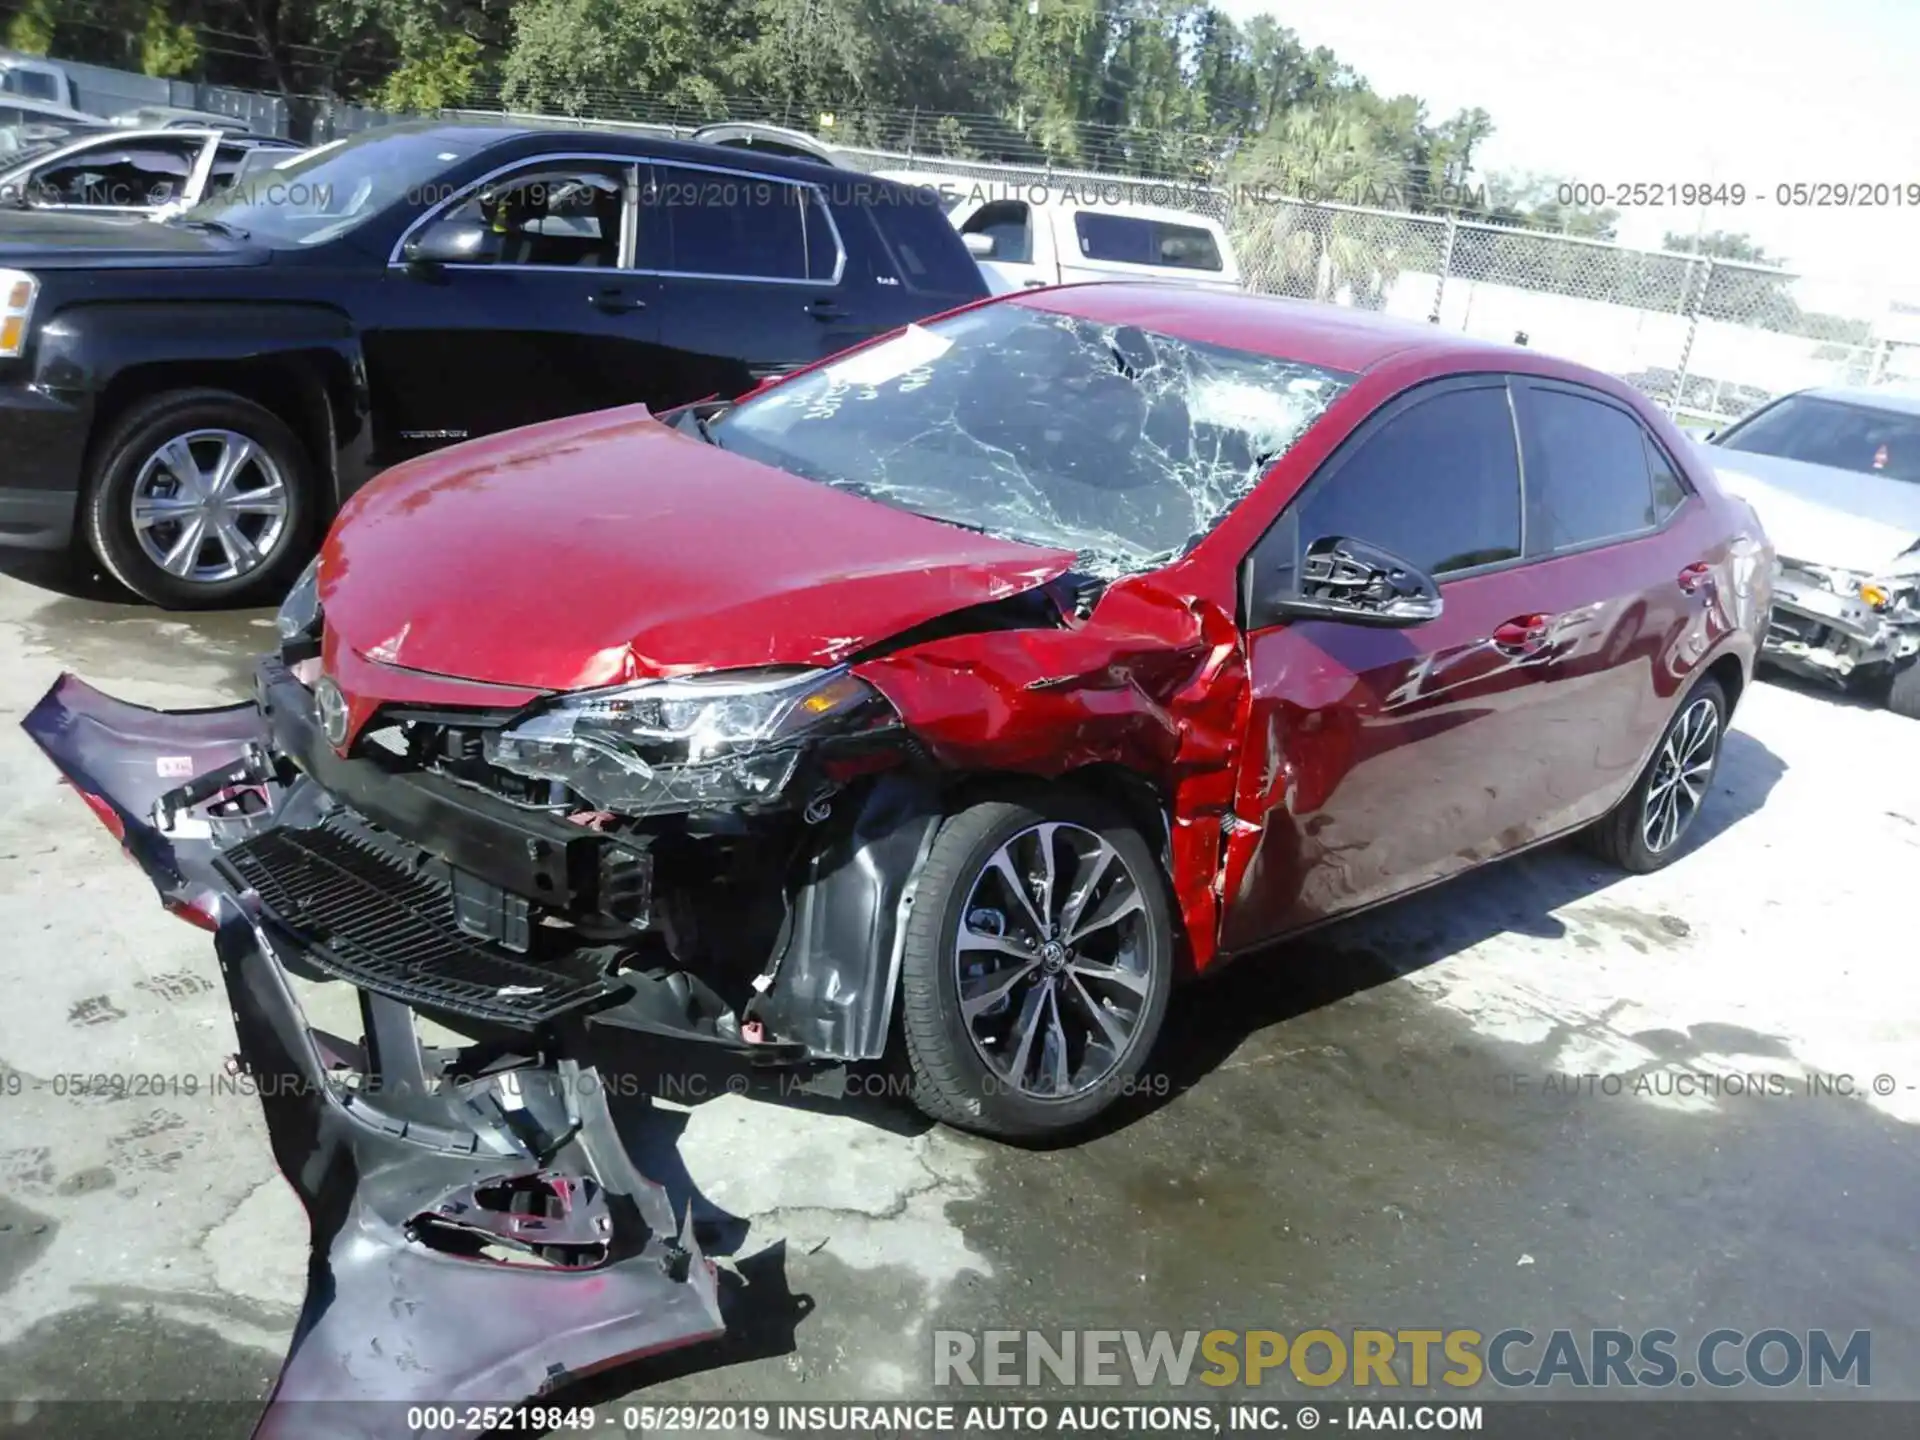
[22,674,731,1439]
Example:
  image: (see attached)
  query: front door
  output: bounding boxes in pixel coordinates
[1220,378,1563,953]
[364,158,665,466]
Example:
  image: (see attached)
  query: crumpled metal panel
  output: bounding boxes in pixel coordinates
[21,675,728,1440]
[854,569,1250,970]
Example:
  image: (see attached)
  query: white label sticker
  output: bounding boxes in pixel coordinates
[156,756,195,778]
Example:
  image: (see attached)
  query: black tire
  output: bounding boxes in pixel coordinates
[1888,660,1920,721]
[1582,675,1729,873]
[899,791,1174,1141]
[83,388,319,609]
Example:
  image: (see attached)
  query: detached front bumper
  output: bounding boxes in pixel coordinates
[1763,572,1920,686]
[22,670,731,1438]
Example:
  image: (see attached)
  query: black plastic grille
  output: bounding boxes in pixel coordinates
[222,820,621,1026]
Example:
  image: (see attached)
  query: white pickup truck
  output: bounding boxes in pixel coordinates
[873,170,1243,295]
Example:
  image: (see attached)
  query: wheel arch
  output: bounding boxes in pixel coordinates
[87,356,348,519]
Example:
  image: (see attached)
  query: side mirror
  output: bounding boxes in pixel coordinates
[402,218,500,270]
[962,231,995,258]
[1270,536,1443,628]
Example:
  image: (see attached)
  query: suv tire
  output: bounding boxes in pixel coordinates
[83,388,318,609]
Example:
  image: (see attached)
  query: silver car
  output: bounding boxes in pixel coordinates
[1694,385,1920,717]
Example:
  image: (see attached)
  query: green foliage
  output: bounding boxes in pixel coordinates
[378,30,481,110]
[5,0,58,54]
[139,5,200,78]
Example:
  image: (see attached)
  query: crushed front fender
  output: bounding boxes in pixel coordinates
[21,675,728,1438]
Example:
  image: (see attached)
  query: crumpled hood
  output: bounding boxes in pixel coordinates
[1694,443,1920,573]
[320,405,1076,692]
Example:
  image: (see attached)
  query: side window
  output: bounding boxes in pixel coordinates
[859,186,984,293]
[960,200,1032,264]
[206,144,254,198]
[1072,212,1225,272]
[440,163,627,269]
[1645,436,1689,521]
[31,139,200,208]
[1521,387,1660,552]
[1154,222,1224,272]
[641,164,809,280]
[1285,384,1523,583]
[799,187,839,282]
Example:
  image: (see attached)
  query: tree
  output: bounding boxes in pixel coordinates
[1229,104,1415,303]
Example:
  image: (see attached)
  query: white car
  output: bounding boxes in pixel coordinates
[0,126,299,217]
[874,168,1242,295]
[1694,384,1920,716]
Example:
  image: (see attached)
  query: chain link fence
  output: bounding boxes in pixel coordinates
[1218,199,1912,428]
[797,141,1918,429]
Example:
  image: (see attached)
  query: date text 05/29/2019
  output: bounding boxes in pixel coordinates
[1556,181,1916,208]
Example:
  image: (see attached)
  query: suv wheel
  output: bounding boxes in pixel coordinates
[83,389,318,609]
[1582,675,1728,872]
[899,793,1173,1140]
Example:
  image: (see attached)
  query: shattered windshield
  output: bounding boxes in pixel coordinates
[708,302,1355,577]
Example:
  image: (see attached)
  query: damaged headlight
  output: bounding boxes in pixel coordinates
[482,667,890,815]
[276,554,323,641]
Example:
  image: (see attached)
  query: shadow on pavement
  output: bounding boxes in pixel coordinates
[1076,724,1790,1142]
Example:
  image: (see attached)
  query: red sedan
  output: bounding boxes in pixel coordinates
[29,283,1773,1150]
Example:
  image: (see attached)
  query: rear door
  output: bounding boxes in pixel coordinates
[1506,378,1706,831]
[638,160,850,400]
[366,156,666,465]
[1221,378,1565,952]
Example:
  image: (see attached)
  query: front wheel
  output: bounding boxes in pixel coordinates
[898,793,1174,1141]
[83,388,319,609]
[1886,659,1920,721]
[1582,675,1728,872]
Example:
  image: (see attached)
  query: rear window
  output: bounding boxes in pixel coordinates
[1073,212,1224,272]
[1,69,61,103]
[855,185,987,296]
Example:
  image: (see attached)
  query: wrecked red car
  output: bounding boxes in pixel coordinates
[25,283,1770,1429]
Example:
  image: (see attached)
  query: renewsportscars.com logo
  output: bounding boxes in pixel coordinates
[933,1328,1871,1390]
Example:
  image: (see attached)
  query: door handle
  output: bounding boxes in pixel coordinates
[805,299,849,321]
[1677,562,1715,595]
[1491,614,1552,655]
[590,288,645,314]
[1022,279,1048,289]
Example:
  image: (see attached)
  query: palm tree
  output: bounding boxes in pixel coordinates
[1229,105,1409,303]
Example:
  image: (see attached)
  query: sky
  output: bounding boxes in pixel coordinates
[1216,0,1919,305]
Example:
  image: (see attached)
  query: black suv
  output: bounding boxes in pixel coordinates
[0,120,986,606]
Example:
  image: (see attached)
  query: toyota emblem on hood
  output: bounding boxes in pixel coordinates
[314,676,348,751]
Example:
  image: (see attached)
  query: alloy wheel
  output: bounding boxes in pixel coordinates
[130,428,290,585]
[1642,695,1720,854]
[952,821,1155,1100]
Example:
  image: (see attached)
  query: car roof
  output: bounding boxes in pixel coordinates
[1016,282,1536,375]
[1795,385,1920,417]
[370,118,884,186]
